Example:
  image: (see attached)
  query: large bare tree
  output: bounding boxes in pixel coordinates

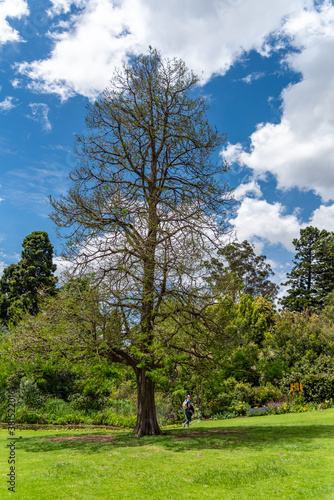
[50,49,235,437]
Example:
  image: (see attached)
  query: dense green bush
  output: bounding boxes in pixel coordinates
[69,393,109,411]
[15,407,46,424]
[281,354,334,403]
[93,410,136,427]
[234,382,253,404]
[250,383,283,406]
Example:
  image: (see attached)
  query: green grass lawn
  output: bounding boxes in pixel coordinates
[1,410,334,499]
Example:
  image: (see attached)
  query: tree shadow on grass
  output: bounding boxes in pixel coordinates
[17,423,334,455]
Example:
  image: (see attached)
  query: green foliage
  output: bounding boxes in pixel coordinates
[212,410,236,420]
[281,226,334,312]
[0,231,57,325]
[280,354,334,403]
[19,377,45,408]
[233,295,268,346]
[94,411,136,428]
[233,382,253,404]
[15,407,45,424]
[265,309,334,366]
[250,383,283,407]
[216,240,279,299]
[37,369,78,401]
[2,396,137,427]
[228,401,251,416]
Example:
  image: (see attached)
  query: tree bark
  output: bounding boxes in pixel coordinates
[134,367,162,437]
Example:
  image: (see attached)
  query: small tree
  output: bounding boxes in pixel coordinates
[0,231,57,325]
[49,49,235,436]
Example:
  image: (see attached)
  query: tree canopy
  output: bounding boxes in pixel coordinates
[207,240,278,300]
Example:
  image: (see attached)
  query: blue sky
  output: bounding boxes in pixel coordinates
[1,0,334,298]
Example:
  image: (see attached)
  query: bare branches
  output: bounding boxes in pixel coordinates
[48,49,236,368]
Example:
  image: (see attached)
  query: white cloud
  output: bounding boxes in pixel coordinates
[47,0,86,17]
[0,96,17,112]
[241,71,265,84]
[10,79,21,88]
[233,180,263,200]
[309,204,334,232]
[27,103,52,131]
[225,3,334,202]
[231,194,334,256]
[0,260,5,276]
[0,0,29,44]
[232,197,302,252]
[15,0,307,101]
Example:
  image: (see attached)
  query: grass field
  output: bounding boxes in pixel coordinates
[1,409,334,499]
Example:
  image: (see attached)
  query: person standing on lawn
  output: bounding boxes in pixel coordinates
[182,394,194,428]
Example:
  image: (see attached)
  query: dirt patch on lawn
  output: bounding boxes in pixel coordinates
[48,434,117,443]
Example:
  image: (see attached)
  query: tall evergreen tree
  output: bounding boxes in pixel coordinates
[280,226,334,312]
[0,231,57,324]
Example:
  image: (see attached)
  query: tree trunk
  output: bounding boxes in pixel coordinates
[134,367,162,437]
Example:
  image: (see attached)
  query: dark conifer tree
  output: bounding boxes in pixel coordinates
[0,231,57,324]
[281,226,334,312]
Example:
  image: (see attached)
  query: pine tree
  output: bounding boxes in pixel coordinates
[281,226,334,312]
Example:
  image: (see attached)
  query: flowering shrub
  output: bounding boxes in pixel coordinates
[208,400,219,413]
[250,383,283,406]
[247,406,266,417]
[228,401,251,416]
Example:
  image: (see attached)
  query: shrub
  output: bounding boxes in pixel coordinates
[69,393,109,411]
[216,392,234,409]
[281,355,334,403]
[234,382,253,405]
[19,378,45,408]
[15,407,46,424]
[229,401,251,416]
[110,381,135,400]
[250,383,283,406]
[93,410,136,427]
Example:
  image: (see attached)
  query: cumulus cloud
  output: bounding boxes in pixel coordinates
[309,204,334,232]
[233,180,263,200]
[225,3,334,202]
[47,0,86,17]
[232,197,302,252]
[14,0,306,101]
[0,0,29,44]
[0,96,17,112]
[26,103,52,131]
[231,193,334,255]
